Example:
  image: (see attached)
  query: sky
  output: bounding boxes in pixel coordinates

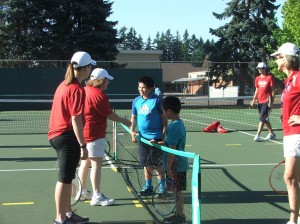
[109,0,286,41]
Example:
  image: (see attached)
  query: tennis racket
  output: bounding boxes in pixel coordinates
[104,138,111,156]
[145,143,163,177]
[55,160,82,205]
[152,158,178,217]
[269,160,287,194]
[71,171,82,206]
[152,178,177,217]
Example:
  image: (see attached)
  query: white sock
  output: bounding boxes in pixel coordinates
[94,192,102,197]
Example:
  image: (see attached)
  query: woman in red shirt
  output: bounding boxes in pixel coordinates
[48,51,95,224]
[272,42,300,224]
[77,68,131,206]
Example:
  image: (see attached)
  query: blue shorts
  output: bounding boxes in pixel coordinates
[49,131,80,184]
[138,141,163,167]
[258,103,270,122]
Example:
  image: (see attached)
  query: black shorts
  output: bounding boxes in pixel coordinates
[174,171,187,191]
[49,131,80,184]
[258,103,270,122]
[138,141,163,167]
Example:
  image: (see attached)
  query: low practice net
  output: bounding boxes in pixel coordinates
[0,95,282,134]
[113,123,201,224]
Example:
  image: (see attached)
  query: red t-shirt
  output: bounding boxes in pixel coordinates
[48,79,85,140]
[83,86,113,143]
[282,71,300,136]
[255,74,274,104]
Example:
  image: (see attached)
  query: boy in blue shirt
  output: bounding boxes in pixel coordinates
[162,95,189,224]
[130,76,168,196]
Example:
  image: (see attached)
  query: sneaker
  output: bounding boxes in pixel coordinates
[163,214,187,224]
[67,211,89,224]
[287,221,296,224]
[138,186,153,196]
[77,190,92,201]
[90,193,115,206]
[53,219,75,224]
[154,190,168,199]
[254,134,261,141]
[266,133,276,140]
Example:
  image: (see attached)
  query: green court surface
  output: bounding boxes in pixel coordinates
[0,127,289,224]
[0,135,154,224]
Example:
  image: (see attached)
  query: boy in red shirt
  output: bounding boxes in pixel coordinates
[250,62,276,141]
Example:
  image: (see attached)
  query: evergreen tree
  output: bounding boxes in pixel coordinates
[0,0,119,62]
[163,29,174,61]
[181,30,191,61]
[144,36,154,50]
[172,31,183,61]
[189,35,205,67]
[117,27,143,50]
[209,0,279,95]
[117,26,128,50]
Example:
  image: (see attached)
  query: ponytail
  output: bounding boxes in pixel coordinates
[64,64,75,85]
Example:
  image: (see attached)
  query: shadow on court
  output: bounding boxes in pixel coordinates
[0,157,57,162]
[90,221,155,224]
[202,219,287,224]
[0,144,51,148]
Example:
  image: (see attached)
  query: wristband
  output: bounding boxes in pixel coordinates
[80,144,87,148]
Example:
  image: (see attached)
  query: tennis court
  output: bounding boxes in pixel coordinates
[0,96,289,224]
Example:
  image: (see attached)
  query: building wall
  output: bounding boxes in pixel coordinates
[116,50,163,69]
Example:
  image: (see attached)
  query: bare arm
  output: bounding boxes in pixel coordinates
[250,88,258,107]
[166,145,176,178]
[71,114,88,160]
[107,112,131,127]
[161,114,168,140]
[130,114,137,143]
[271,86,275,106]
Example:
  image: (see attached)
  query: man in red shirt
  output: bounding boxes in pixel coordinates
[250,62,276,141]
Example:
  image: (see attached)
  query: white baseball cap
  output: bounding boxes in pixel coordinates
[256,62,267,69]
[71,51,96,68]
[271,42,300,57]
[90,68,114,80]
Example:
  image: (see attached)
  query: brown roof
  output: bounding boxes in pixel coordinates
[161,63,206,82]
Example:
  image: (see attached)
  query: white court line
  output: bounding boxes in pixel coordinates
[182,115,283,145]
[0,122,283,173]
[201,163,277,168]
[0,166,116,172]
[238,130,283,145]
[182,113,257,129]
[0,163,277,172]
[104,153,118,172]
